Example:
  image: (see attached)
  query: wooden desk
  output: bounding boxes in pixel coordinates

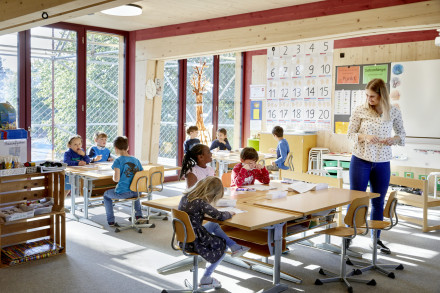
[143,186,377,292]
[66,163,178,222]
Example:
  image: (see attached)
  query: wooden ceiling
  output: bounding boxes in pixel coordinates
[66,0,321,31]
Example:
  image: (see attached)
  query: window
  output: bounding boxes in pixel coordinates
[0,33,18,118]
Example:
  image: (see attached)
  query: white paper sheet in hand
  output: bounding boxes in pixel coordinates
[287,182,328,193]
[217,207,247,214]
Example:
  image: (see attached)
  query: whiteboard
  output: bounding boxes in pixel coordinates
[390,59,440,139]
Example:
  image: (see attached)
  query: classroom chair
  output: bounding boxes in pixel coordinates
[144,165,168,221]
[314,197,376,292]
[346,191,404,278]
[161,209,208,293]
[285,152,294,171]
[114,170,155,233]
[221,172,232,188]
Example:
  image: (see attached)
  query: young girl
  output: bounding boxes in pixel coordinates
[178,176,250,289]
[64,135,91,166]
[232,147,270,187]
[179,144,215,188]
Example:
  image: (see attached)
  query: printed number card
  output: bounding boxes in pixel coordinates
[267,41,334,131]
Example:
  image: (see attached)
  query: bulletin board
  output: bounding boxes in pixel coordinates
[390,59,440,139]
[333,63,390,134]
[266,41,334,131]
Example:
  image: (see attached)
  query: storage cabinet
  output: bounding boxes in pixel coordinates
[259,132,317,173]
[0,171,65,267]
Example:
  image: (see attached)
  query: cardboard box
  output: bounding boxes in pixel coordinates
[0,139,27,163]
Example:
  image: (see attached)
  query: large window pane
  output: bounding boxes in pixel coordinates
[31,27,77,161]
[158,60,179,166]
[218,53,237,149]
[186,56,214,144]
[0,33,18,122]
[86,31,123,152]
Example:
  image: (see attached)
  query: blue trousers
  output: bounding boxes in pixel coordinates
[349,155,390,239]
[202,222,237,277]
[103,189,142,223]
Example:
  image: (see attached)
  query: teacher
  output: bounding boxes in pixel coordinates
[347,78,406,254]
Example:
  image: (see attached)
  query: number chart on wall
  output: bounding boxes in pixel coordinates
[267,41,333,131]
[334,63,390,134]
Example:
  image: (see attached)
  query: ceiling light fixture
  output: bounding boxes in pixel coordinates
[101,4,142,16]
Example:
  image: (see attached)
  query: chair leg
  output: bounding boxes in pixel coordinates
[346,230,404,279]
[315,237,376,291]
[115,200,155,233]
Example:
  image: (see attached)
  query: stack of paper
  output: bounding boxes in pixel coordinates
[217,207,247,214]
[246,184,277,191]
[216,199,237,207]
[287,182,328,193]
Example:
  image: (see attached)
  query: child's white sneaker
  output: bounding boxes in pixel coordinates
[199,277,222,289]
[231,245,251,258]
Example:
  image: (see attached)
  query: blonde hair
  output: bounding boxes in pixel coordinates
[365,78,391,121]
[184,176,224,204]
[67,135,82,146]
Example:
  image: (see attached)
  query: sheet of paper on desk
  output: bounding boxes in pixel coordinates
[246,184,277,191]
[216,199,237,207]
[217,207,247,214]
[287,182,329,193]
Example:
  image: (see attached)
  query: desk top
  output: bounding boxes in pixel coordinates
[254,188,379,215]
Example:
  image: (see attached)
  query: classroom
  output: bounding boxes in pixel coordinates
[1,1,440,292]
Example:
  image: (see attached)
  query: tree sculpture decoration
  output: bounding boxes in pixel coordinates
[190,61,211,145]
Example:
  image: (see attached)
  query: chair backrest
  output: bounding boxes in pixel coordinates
[280,170,343,188]
[172,209,196,243]
[129,170,150,193]
[143,165,164,187]
[221,172,232,188]
[384,191,398,219]
[286,152,294,171]
[344,197,369,229]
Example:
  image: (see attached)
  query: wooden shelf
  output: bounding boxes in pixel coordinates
[0,172,65,268]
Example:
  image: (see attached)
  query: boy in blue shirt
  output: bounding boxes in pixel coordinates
[103,136,143,226]
[88,131,114,163]
[184,125,200,153]
[267,126,290,171]
[210,128,232,151]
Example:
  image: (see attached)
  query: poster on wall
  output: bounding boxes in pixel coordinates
[250,100,262,130]
[267,40,333,131]
[334,63,390,134]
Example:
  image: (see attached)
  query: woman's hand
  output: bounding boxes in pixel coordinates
[381,136,399,146]
[363,134,380,144]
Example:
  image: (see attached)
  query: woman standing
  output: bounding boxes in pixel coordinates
[347,78,406,254]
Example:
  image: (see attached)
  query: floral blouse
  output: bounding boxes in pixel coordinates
[347,105,406,162]
[178,195,232,263]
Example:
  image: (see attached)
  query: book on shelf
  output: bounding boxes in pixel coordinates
[1,239,63,266]
[287,182,328,193]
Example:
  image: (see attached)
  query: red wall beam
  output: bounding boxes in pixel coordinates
[135,0,426,41]
[126,31,136,154]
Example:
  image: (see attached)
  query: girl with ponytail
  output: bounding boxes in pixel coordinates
[179,144,215,188]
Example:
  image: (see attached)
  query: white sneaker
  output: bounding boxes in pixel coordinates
[231,245,251,258]
[199,277,222,289]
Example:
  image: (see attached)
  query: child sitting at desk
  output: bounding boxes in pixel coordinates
[210,128,232,151]
[103,136,143,227]
[183,125,201,154]
[88,131,114,163]
[267,126,290,171]
[178,176,250,289]
[180,144,215,188]
[231,147,270,187]
[64,135,91,166]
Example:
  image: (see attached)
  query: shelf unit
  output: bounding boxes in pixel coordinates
[321,154,351,183]
[0,171,65,268]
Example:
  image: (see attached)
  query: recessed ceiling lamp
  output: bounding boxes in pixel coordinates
[101,4,142,16]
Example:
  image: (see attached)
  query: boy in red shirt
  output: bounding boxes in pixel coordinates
[231,147,270,187]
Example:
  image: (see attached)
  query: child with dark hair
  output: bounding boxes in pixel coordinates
[210,128,231,151]
[267,126,290,171]
[103,136,144,227]
[180,144,215,188]
[231,147,270,187]
[183,125,200,153]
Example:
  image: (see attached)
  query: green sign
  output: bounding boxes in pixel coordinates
[363,64,388,84]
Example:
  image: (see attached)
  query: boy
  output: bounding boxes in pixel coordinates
[231,147,270,187]
[210,128,232,151]
[88,131,114,162]
[103,136,143,226]
[267,126,290,171]
[184,125,200,154]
